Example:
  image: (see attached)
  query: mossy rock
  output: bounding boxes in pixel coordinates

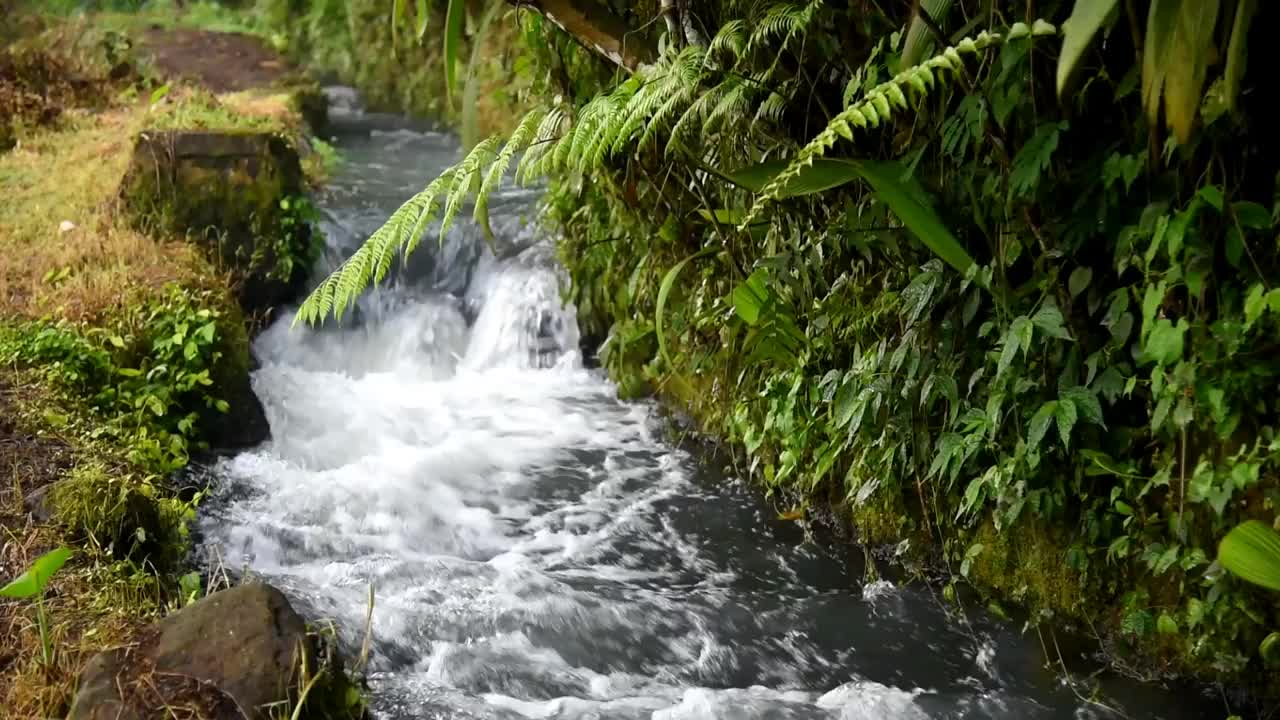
[70,583,367,720]
[118,130,315,320]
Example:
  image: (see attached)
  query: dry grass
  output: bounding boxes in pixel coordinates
[0,372,164,718]
[0,31,306,715]
[0,84,294,325]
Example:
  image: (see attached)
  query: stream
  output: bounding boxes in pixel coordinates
[196,90,1219,720]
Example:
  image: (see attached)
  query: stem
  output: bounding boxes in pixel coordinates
[37,593,50,667]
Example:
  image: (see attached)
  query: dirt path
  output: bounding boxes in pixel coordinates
[138,28,296,93]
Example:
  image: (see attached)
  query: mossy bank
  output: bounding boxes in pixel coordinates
[0,10,362,718]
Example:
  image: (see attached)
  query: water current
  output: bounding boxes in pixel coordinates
[197,90,1219,720]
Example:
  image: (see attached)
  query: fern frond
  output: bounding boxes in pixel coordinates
[403,170,457,260]
[294,165,461,325]
[706,19,748,66]
[515,107,567,184]
[582,81,637,170]
[475,109,545,239]
[607,77,665,156]
[439,136,501,242]
[703,76,754,136]
[753,82,791,129]
[666,80,727,156]
[741,24,1054,226]
[746,1,818,56]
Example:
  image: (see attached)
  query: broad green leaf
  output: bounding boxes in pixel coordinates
[1027,401,1057,449]
[833,380,861,428]
[1223,0,1256,112]
[1218,521,1280,591]
[0,547,72,599]
[1157,612,1179,635]
[1144,317,1186,365]
[726,159,860,197]
[1032,301,1072,340]
[1262,631,1280,667]
[1061,386,1106,428]
[1055,398,1078,448]
[1197,185,1224,212]
[1232,201,1272,230]
[460,0,504,149]
[1068,266,1092,298]
[443,0,467,101]
[1141,0,1180,130]
[998,327,1021,377]
[1057,0,1120,103]
[732,269,768,325]
[415,0,430,38]
[855,160,975,277]
[655,248,717,370]
[392,0,406,51]
[728,159,976,277]
[901,0,954,68]
[1162,0,1221,144]
[1012,316,1033,354]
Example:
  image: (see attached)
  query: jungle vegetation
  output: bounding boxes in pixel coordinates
[293,0,1280,704]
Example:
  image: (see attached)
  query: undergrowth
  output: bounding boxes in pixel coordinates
[300,0,1280,708]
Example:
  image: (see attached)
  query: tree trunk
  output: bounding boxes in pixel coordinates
[512,0,656,71]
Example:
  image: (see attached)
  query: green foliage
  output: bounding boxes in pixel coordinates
[49,462,199,566]
[0,547,71,600]
[1220,521,1280,592]
[290,0,1280,691]
[2,285,231,474]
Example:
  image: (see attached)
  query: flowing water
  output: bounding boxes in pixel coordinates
[197,91,1217,720]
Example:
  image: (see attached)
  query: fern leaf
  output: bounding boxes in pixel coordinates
[440,136,501,243]
[740,24,1054,226]
[475,109,544,239]
[706,19,748,66]
[516,107,567,184]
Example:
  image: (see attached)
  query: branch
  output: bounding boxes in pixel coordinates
[511,0,657,71]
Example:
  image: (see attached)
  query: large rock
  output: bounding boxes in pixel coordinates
[118,130,314,319]
[70,584,314,720]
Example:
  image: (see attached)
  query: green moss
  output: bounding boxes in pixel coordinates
[48,463,191,569]
[963,519,1089,619]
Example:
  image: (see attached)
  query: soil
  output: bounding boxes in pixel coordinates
[0,375,75,539]
[0,47,110,148]
[138,28,296,94]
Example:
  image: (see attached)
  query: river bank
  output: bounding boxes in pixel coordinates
[0,11,362,716]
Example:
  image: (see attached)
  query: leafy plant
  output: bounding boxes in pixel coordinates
[1,547,72,667]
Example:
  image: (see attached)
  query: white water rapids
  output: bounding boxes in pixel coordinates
[196,90,1214,720]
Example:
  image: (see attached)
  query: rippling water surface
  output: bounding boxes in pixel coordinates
[198,90,1215,720]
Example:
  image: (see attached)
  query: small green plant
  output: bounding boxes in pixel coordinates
[1,546,73,667]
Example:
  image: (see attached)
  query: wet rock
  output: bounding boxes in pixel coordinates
[22,484,54,524]
[70,584,313,720]
[117,130,313,319]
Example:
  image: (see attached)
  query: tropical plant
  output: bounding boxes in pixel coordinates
[287,0,1280,693]
[1220,521,1280,592]
[1,547,73,667]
